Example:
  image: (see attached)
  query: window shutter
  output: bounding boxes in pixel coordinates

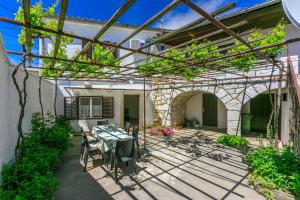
[102,97,114,118]
[64,97,78,119]
[82,40,92,59]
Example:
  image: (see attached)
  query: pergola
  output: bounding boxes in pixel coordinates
[0,0,299,150]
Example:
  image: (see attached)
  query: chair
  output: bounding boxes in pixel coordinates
[97,120,109,126]
[80,128,102,172]
[124,122,130,134]
[78,120,97,142]
[112,139,137,182]
[132,126,141,158]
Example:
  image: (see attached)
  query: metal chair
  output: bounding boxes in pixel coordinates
[78,120,97,143]
[80,128,102,172]
[97,120,109,126]
[112,139,137,182]
[132,126,141,158]
[124,122,130,134]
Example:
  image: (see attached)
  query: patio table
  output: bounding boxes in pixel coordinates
[91,125,133,153]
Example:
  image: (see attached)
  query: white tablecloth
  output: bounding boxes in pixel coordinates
[92,125,133,153]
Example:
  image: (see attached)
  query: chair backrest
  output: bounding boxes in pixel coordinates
[78,120,90,133]
[132,126,139,138]
[80,127,89,148]
[97,120,109,126]
[124,122,130,133]
[115,139,135,161]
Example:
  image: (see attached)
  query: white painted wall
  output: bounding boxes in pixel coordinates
[0,34,14,178]
[218,99,227,129]
[186,93,203,126]
[42,19,162,67]
[185,93,227,129]
[281,100,289,144]
[0,35,64,178]
[67,87,153,132]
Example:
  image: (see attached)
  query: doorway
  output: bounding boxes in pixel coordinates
[250,94,273,134]
[124,95,139,127]
[203,93,218,126]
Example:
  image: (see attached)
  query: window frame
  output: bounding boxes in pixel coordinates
[79,96,103,119]
[64,96,114,120]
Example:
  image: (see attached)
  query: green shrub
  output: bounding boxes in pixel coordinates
[0,163,17,200]
[17,172,58,200]
[28,114,73,153]
[0,113,72,200]
[290,173,300,197]
[217,135,249,148]
[18,146,60,180]
[246,147,300,198]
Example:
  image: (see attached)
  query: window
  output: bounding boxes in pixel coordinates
[64,97,78,119]
[92,97,102,117]
[64,96,114,119]
[79,97,102,118]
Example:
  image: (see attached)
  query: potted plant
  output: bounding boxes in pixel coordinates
[162,127,174,145]
[184,118,193,127]
[192,118,200,128]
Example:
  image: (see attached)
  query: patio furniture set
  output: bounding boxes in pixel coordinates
[79,120,140,182]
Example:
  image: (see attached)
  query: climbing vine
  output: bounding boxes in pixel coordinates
[138,21,285,80]
[15,1,286,81]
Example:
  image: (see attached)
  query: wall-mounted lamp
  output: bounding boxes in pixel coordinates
[83,81,92,88]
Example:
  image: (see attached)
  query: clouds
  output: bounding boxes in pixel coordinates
[162,0,228,30]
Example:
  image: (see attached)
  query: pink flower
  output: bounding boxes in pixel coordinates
[162,127,173,137]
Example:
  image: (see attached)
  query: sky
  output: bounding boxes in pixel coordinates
[0,0,265,65]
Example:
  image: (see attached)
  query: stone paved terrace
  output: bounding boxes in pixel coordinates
[54,128,264,200]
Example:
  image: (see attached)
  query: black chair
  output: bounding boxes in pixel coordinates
[80,128,102,172]
[132,126,141,158]
[97,120,109,126]
[113,139,137,182]
[124,122,130,134]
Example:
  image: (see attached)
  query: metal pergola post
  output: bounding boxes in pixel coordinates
[143,77,146,149]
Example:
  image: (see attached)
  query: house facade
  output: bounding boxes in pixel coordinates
[37,1,300,146]
[39,17,167,131]
[150,1,300,146]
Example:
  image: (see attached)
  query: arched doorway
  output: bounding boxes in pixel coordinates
[241,88,289,142]
[171,91,227,129]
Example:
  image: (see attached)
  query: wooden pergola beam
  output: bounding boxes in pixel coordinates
[120,20,248,76]
[52,0,69,59]
[114,2,235,63]
[73,0,136,60]
[6,37,299,82]
[0,17,202,68]
[150,38,300,76]
[22,0,32,65]
[102,0,182,57]
[181,0,284,72]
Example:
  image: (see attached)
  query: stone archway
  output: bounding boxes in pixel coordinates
[152,79,285,135]
[152,84,231,128]
[239,82,288,140]
[170,90,228,129]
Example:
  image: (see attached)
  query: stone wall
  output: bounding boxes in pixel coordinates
[151,61,288,135]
